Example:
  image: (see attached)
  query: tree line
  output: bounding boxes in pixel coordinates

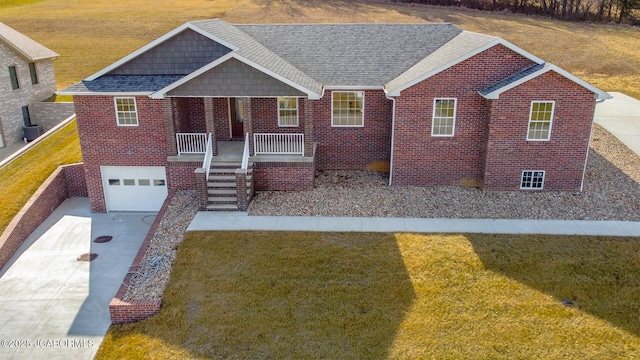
[395,0,640,23]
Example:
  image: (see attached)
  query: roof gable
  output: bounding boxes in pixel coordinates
[108,28,232,76]
[480,63,611,101]
[0,22,58,61]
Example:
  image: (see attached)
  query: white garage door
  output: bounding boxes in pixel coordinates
[101,166,168,211]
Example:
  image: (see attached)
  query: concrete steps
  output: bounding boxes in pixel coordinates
[206,162,253,211]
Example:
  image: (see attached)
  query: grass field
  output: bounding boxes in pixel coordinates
[0,121,82,234]
[96,231,640,359]
[0,0,638,98]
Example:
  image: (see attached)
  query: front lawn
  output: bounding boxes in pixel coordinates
[97,231,640,359]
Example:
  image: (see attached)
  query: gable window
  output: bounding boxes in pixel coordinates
[115,97,138,126]
[521,170,545,189]
[332,91,364,127]
[278,97,298,127]
[527,101,554,140]
[432,98,456,136]
[21,106,31,126]
[9,66,19,90]
[29,63,38,85]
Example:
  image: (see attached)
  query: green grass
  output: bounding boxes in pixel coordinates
[0,121,81,234]
[96,231,640,359]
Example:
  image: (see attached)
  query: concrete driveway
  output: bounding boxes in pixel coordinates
[595,92,640,156]
[0,198,155,360]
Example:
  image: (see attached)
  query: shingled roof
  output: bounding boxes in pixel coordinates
[64,19,605,99]
[0,22,58,61]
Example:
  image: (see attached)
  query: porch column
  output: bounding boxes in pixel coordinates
[303,98,314,157]
[203,97,218,156]
[163,98,177,156]
[242,97,254,155]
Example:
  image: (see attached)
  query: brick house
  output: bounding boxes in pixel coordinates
[60,19,609,212]
[0,22,60,147]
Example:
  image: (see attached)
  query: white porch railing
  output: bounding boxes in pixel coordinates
[202,133,213,181]
[253,133,304,155]
[177,133,207,155]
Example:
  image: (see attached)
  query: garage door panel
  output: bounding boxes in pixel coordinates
[101,166,167,211]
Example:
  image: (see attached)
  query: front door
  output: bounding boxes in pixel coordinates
[230,98,244,139]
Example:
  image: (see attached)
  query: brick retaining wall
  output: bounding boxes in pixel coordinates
[0,163,87,272]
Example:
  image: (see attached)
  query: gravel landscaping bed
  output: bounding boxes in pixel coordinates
[123,190,197,302]
[249,125,640,221]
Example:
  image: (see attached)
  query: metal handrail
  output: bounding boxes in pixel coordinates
[241,132,250,172]
[202,133,213,181]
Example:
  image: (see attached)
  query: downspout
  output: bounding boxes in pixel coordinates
[580,96,609,191]
[385,92,396,186]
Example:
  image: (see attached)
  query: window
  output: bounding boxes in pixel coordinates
[123,179,135,186]
[432,98,456,136]
[527,101,554,140]
[139,179,150,186]
[332,91,364,127]
[21,106,31,126]
[9,66,19,90]
[153,179,166,186]
[278,97,298,127]
[29,63,38,85]
[521,170,545,189]
[115,97,138,126]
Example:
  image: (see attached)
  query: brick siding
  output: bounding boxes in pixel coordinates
[314,89,392,170]
[74,95,168,212]
[254,161,315,191]
[392,44,536,187]
[483,71,595,191]
[0,163,86,272]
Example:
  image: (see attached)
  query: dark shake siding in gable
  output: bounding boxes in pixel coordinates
[167,58,307,97]
[109,29,232,76]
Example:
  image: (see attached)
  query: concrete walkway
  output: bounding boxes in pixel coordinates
[595,92,640,157]
[0,198,155,360]
[187,212,640,236]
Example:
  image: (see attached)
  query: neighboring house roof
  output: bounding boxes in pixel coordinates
[479,63,611,101]
[59,19,607,101]
[0,22,59,61]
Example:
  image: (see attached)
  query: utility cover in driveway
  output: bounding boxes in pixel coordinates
[101,166,167,211]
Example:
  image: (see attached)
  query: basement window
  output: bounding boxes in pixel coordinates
[521,170,545,189]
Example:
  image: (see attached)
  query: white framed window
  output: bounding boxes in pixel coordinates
[521,170,545,189]
[115,97,138,126]
[527,101,554,140]
[432,98,456,136]
[278,97,298,127]
[332,91,364,127]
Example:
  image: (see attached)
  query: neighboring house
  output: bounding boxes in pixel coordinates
[59,19,610,213]
[0,22,59,147]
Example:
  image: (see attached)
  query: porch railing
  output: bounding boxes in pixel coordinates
[202,133,213,181]
[177,133,207,155]
[241,132,250,171]
[253,133,304,155]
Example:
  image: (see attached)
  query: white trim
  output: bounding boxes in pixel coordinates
[526,100,554,141]
[331,91,365,127]
[85,23,238,81]
[431,98,457,137]
[520,170,545,190]
[386,93,396,186]
[149,53,321,100]
[481,64,611,101]
[387,38,544,97]
[277,97,299,127]
[114,97,139,126]
[324,85,384,91]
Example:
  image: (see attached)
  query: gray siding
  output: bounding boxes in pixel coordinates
[110,29,231,76]
[168,58,306,97]
[0,42,57,146]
